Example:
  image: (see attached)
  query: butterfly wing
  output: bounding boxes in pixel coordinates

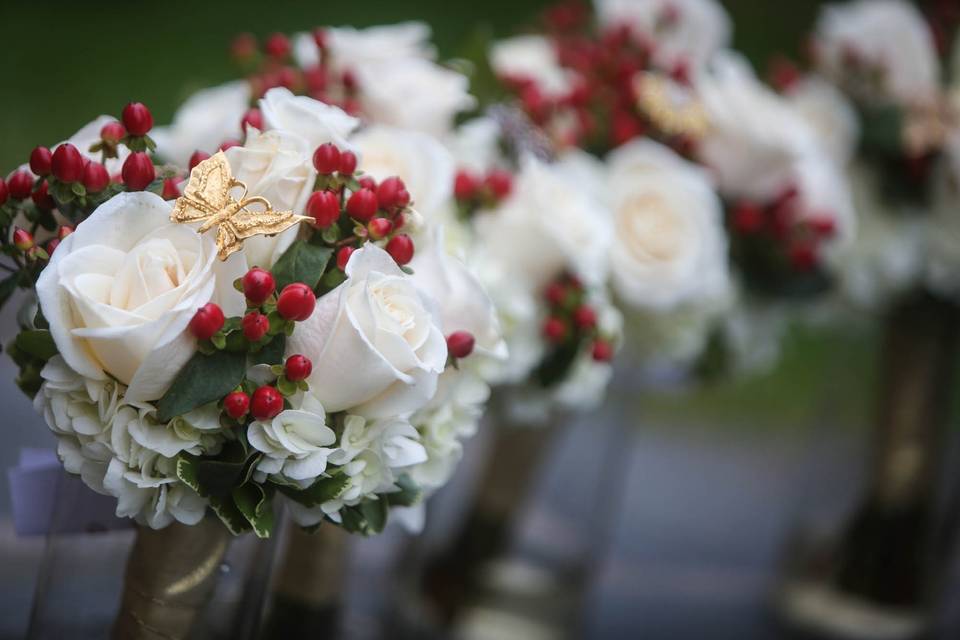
[228,207,313,241]
[171,151,234,224]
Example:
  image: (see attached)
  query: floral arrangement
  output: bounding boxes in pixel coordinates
[4,84,504,536]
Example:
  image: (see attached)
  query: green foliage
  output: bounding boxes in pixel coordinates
[14,329,57,360]
[273,473,350,507]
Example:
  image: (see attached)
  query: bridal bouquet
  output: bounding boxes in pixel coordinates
[5,84,502,539]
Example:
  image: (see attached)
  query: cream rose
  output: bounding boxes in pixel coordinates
[36,192,246,403]
[152,81,250,167]
[225,128,317,268]
[814,0,940,107]
[285,244,447,418]
[606,139,730,311]
[260,87,359,150]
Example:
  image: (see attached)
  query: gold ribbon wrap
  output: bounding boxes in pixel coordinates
[111,517,230,640]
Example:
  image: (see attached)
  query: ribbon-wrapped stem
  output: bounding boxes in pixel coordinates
[111,517,230,640]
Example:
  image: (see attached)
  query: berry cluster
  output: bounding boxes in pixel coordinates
[452,167,513,218]
[188,266,318,422]
[728,186,837,276]
[499,1,694,155]
[542,273,614,364]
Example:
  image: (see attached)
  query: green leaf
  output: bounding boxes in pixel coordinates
[256,333,286,366]
[273,473,349,507]
[176,455,201,494]
[386,474,422,507]
[14,330,57,361]
[271,240,333,290]
[156,349,246,422]
[193,439,255,498]
[70,182,86,197]
[209,494,253,535]
[359,497,388,534]
[0,272,21,312]
[277,376,298,397]
[232,482,275,538]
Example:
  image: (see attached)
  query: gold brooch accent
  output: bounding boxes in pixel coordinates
[633,72,710,141]
[171,151,312,261]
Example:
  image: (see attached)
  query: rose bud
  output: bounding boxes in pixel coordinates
[385,234,414,265]
[29,146,53,176]
[51,143,85,183]
[100,121,126,143]
[338,150,357,175]
[7,171,33,200]
[189,302,225,340]
[13,228,35,251]
[336,246,355,271]
[312,142,341,175]
[122,152,156,191]
[446,331,475,359]
[188,150,211,171]
[346,188,378,221]
[306,190,340,228]
[32,182,55,210]
[82,162,111,193]
[368,217,393,240]
[454,170,479,201]
[542,316,567,342]
[121,102,154,136]
[264,32,291,59]
[484,169,513,200]
[241,108,263,131]
[277,283,316,321]
[223,391,251,420]
[284,354,312,381]
[573,304,597,329]
[243,267,276,305]
[592,339,614,362]
[251,385,284,420]
[242,311,270,341]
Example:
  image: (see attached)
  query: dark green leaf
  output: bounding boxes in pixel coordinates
[359,497,388,534]
[232,482,274,538]
[386,474,422,507]
[209,494,252,535]
[14,330,57,361]
[0,272,21,311]
[156,349,246,422]
[273,473,349,507]
[193,439,254,498]
[256,333,286,366]
[176,455,201,494]
[271,240,333,290]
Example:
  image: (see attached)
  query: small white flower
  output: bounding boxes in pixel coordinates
[248,402,336,481]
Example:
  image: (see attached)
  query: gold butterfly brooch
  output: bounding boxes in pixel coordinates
[171,151,312,261]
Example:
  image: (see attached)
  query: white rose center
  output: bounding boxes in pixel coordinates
[618,194,692,264]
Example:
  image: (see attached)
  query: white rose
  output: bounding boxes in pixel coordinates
[349,125,455,220]
[815,0,940,107]
[408,228,507,360]
[326,22,435,71]
[606,139,730,311]
[36,192,246,403]
[473,154,613,292]
[260,87,359,150]
[225,128,317,268]
[286,244,447,418]
[595,0,731,72]
[448,117,503,173]
[489,35,575,98]
[248,395,336,481]
[355,58,474,137]
[786,75,861,166]
[152,81,250,167]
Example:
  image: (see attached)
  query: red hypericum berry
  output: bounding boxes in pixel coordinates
[241,108,264,131]
[219,139,241,152]
[338,150,357,175]
[346,188,378,221]
[122,102,153,136]
[100,121,126,143]
[189,302,225,340]
[543,317,567,342]
[223,391,251,420]
[51,143,85,183]
[306,190,341,228]
[670,58,692,85]
[732,201,764,235]
[313,27,328,50]
[161,178,182,200]
[769,55,801,93]
[446,331,475,359]
[7,171,33,200]
[358,176,377,191]
[231,32,257,62]
[789,241,817,272]
[342,69,358,91]
[122,152,156,191]
[189,150,211,171]
[385,234,414,265]
[29,146,52,176]
[82,162,110,193]
[809,215,837,238]
[336,246,355,271]
[284,354,313,381]
[57,225,74,240]
[243,267,276,305]
[251,386,284,420]
[484,169,513,200]
[592,339,614,362]
[264,33,291,59]
[454,170,479,201]
[611,111,644,147]
[545,282,567,306]
[0,178,7,205]
[46,238,60,256]
[312,142,341,175]
[368,217,393,239]
[277,283,316,321]
[13,228,34,251]
[573,305,597,329]
[242,311,270,341]
[31,182,55,210]
[376,176,408,211]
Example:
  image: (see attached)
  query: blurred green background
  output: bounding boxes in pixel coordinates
[0,0,880,432]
